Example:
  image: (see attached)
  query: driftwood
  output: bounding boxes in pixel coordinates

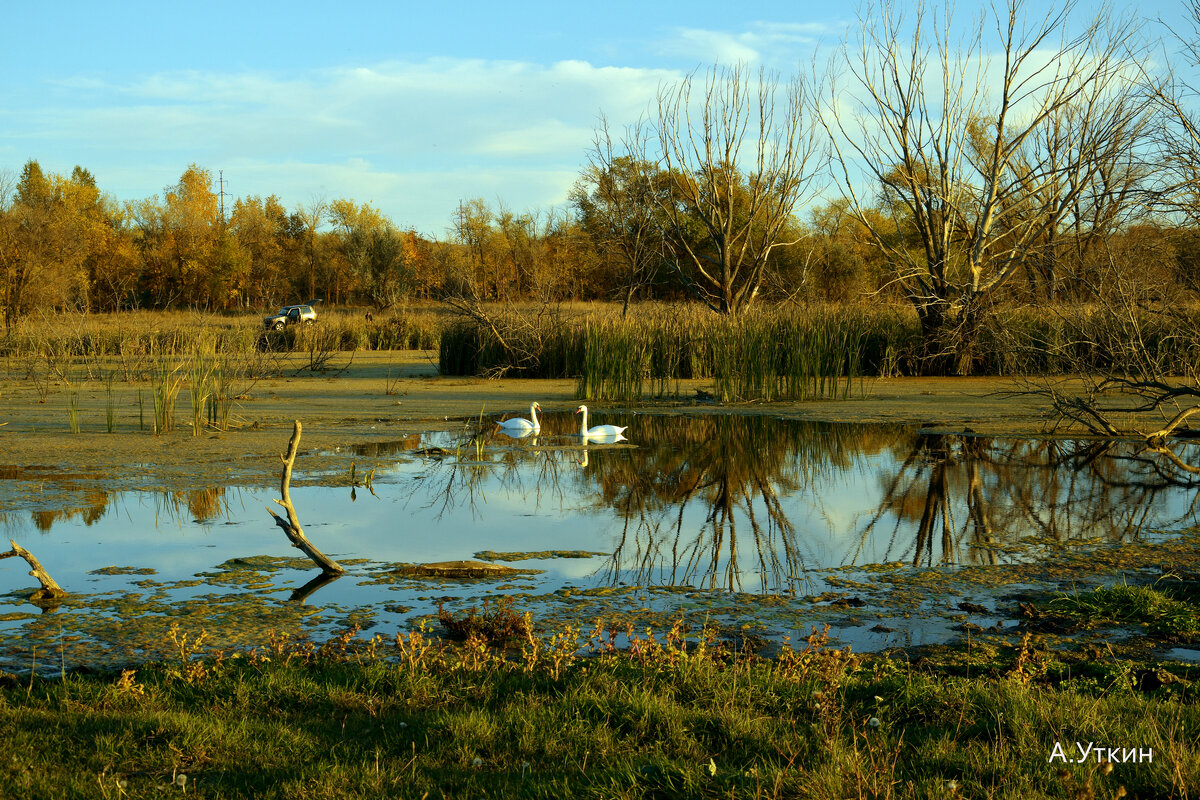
[1044,385,1200,477]
[1,540,67,601]
[266,421,345,575]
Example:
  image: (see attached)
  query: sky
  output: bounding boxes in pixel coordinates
[0,0,1191,238]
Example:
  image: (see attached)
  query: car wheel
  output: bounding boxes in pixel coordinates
[273,321,285,331]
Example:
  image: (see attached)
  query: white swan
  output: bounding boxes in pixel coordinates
[575,405,628,440]
[498,401,541,434]
[497,428,539,441]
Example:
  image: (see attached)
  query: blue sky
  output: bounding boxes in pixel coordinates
[0,0,1189,237]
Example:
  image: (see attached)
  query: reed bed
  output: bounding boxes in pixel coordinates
[440,301,1200,399]
[0,306,449,367]
[8,301,1200,401]
[441,304,917,401]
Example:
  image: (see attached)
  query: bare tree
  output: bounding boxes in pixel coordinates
[822,0,1152,374]
[1030,241,1200,467]
[1,539,66,603]
[439,201,570,378]
[266,421,345,575]
[1017,2,1200,462]
[626,63,826,315]
[295,197,328,303]
[1146,1,1200,228]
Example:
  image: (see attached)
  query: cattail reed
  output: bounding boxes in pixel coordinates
[151,351,183,435]
[66,393,80,434]
[104,372,116,433]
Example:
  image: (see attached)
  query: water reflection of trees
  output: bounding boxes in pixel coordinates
[579,415,908,594]
[416,421,577,520]
[9,487,234,533]
[859,435,1200,567]
[567,419,1200,590]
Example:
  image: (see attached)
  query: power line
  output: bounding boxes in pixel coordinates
[218,170,228,223]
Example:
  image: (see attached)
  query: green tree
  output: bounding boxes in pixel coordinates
[330,199,414,308]
[572,119,672,314]
[130,164,223,308]
[295,199,328,303]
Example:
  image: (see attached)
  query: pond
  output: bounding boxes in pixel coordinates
[3,411,1199,671]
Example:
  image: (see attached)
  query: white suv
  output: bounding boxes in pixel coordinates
[263,304,318,330]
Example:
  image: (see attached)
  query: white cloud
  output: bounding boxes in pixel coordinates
[670,30,765,64]
[659,20,839,67]
[475,120,593,156]
[7,58,679,233]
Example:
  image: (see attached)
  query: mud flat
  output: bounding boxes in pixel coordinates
[0,351,1059,500]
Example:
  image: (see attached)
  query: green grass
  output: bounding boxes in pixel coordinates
[1,623,1197,799]
[1050,584,1200,638]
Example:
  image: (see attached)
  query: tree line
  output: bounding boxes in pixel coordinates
[4,0,1200,375]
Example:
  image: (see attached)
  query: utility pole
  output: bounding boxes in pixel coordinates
[218,170,228,224]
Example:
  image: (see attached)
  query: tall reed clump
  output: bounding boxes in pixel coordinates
[188,340,213,436]
[706,310,866,402]
[571,306,882,402]
[438,321,480,375]
[66,393,81,434]
[206,355,235,430]
[104,372,116,433]
[577,320,648,401]
[184,335,240,434]
[150,348,184,435]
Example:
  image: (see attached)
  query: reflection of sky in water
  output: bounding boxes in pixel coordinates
[3,413,1200,666]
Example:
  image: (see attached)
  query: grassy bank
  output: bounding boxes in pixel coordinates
[1,620,1196,799]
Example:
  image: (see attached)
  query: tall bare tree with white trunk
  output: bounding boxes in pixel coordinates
[626,63,825,315]
[1148,1,1200,227]
[821,0,1152,374]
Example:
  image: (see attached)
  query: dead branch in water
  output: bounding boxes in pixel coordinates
[289,571,342,603]
[266,420,345,575]
[1,540,67,602]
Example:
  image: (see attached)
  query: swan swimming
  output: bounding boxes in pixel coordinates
[497,401,541,434]
[575,405,628,440]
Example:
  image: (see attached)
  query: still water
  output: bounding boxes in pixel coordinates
[2,412,1198,670]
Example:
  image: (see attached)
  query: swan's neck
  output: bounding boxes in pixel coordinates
[578,408,588,436]
[530,404,540,427]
